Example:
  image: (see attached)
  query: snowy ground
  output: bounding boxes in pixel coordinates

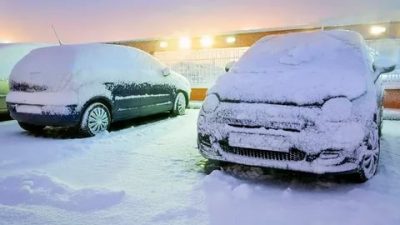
[0,109,399,225]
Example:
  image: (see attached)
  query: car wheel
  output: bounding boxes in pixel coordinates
[172,92,186,116]
[18,122,45,134]
[80,102,111,137]
[356,123,380,182]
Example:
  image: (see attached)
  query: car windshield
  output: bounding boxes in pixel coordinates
[232,30,373,76]
[212,31,372,105]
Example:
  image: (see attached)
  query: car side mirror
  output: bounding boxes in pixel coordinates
[162,67,171,76]
[225,61,236,72]
[373,58,397,83]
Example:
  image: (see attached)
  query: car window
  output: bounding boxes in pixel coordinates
[137,52,164,72]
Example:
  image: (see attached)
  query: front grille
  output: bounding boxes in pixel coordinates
[10,81,47,92]
[220,141,306,161]
[228,123,301,133]
[226,119,308,133]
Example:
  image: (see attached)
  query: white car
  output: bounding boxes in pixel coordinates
[7,44,191,136]
[197,30,395,182]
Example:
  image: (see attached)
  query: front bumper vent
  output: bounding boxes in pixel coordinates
[220,141,306,161]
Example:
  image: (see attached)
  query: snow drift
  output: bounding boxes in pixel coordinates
[0,173,125,212]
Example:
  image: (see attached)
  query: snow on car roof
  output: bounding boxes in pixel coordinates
[20,43,161,71]
[213,30,373,105]
[0,43,48,80]
[10,44,166,90]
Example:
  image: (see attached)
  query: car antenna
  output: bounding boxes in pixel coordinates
[51,25,63,46]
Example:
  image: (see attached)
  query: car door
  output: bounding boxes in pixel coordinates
[111,54,149,120]
[136,55,174,116]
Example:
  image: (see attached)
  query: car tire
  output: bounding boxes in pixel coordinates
[18,122,45,134]
[80,102,111,137]
[355,122,380,182]
[172,92,187,116]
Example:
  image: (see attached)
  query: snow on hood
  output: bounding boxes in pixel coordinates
[210,30,373,105]
[0,43,48,80]
[10,44,167,92]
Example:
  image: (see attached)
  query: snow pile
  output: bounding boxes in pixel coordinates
[211,30,373,105]
[0,110,399,224]
[383,108,400,120]
[0,44,48,80]
[0,173,125,212]
[202,168,400,225]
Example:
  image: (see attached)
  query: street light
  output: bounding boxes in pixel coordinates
[159,41,168,49]
[179,37,191,49]
[226,36,236,44]
[370,25,386,36]
[200,36,214,48]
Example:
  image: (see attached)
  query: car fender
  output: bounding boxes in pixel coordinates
[77,83,113,111]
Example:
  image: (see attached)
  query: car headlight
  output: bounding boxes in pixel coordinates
[202,94,220,113]
[322,97,352,122]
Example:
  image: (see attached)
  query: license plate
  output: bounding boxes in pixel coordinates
[16,105,42,114]
[228,132,290,152]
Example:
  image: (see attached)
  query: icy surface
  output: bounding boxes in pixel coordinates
[0,109,400,225]
[0,174,124,212]
[211,30,373,105]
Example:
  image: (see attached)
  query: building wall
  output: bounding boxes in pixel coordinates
[384,89,400,109]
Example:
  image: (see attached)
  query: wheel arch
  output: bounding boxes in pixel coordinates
[80,96,113,121]
[176,89,190,107]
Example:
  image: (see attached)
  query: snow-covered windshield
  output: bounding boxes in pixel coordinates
[232,30,372,74]
[213,30,372,105]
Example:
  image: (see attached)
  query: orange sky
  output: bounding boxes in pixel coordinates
[0,0,399,44]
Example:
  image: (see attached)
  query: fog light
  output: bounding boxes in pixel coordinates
[198,134,212,147]
[320,150,341,160]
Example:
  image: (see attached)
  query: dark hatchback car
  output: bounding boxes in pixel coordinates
[6,44,191,136]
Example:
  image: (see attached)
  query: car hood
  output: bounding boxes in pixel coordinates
[210,69,368,105]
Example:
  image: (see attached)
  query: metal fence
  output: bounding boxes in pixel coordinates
[155,47,249,88]
[382,72,400,89]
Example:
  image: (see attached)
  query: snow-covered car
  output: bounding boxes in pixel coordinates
[197,30,396,182]
[0,44,48,114]
[6,44,191,136]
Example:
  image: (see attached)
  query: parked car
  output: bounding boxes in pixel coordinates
[6,44,191,136]
[0,44,47,114]
[197,30,396,182]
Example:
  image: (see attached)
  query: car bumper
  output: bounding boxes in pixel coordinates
[7,103,80,127]
[197,102,367,174]
[198,140,361,174]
